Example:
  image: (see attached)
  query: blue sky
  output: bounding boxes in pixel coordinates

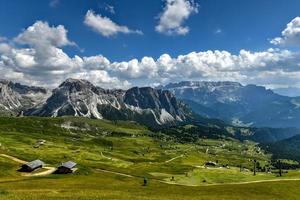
[1,0,300,94]
[1,0,299,60]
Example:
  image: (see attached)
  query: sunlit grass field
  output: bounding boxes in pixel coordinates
[0,117,299,199]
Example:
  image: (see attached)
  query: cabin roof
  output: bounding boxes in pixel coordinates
[60,161,77,169]
[23,160,44,169]
[205,161,217,165]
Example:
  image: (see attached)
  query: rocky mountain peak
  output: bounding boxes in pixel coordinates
[0,80,49,113]
[58,78,106,95]
[0,79,10,85]
[21,78,191,126]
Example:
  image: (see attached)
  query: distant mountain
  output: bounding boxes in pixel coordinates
[158,81,300,129]
[0,79,50,115]
[24,78,191,127]
[1,79,300,143]
[273,87,300,97]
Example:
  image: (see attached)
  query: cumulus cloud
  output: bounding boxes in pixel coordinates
[271,17,300,46]
[84,10,142,37]
[0,36,7,42]
[0,21,128,88]
[15,21,74,48]
[2,21,300,90]
[155,0,199,35]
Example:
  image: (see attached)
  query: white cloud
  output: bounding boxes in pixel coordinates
[15,21,75,47]
[2,21,300,89]
[0,43,11,54]
[0,36,7,42]
[72,70,131,89]
[271,17,300,46]
[0,21,131,88]
[84,10,142,37]
[155,0,199,36]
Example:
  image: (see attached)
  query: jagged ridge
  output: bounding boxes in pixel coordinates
[23,78,191,126]
[0,79,50,114]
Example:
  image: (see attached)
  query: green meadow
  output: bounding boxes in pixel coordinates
[0,117,299,200]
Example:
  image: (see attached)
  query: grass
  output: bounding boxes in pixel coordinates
[0,116,299,199]
[0,174,300,200]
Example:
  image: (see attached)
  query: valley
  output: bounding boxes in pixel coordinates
[1,79,300,199]
[1,2,300,199]
[0,117,300,199]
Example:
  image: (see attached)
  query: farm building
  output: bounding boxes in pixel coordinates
[205,161,217,167]
[37,139,46,145]
[20,160,44,172]
[56,161,77,174]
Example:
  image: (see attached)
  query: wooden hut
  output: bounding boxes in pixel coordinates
[205,161,217,167]
[20,160,44,172]
[56,161,77,174]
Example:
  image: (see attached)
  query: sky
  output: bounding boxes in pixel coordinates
[1,0,300,94]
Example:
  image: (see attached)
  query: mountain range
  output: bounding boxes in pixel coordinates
[2,78,300,130]
[2,78,300,144]
[158,81,300,129]
[0,79,50,116]
[0,78,191,127]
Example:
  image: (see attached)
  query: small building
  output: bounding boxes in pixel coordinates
[20,160,44,172]
[56,161,77,174]
[205,161,217,167]
[37,139,46,145]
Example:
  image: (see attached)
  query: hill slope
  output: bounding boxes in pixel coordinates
[265,134,300,162]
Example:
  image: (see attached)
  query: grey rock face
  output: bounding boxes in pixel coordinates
[0,80,49,115]
[24,78,191,126]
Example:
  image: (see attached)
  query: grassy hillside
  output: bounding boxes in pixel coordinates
[264,134,300,164]
[0,117,299,199]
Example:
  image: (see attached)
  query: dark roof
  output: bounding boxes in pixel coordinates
[23,160,44,169]
[205,161,217,166]
[60,161,77,169]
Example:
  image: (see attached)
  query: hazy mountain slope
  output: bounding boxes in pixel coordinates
[273,87,300,97]
[159,81,300,128]
[233,127,300,144]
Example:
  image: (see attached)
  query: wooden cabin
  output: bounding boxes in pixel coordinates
[56,161,77,174]
[205,161,217,167]
[20,160,44,172]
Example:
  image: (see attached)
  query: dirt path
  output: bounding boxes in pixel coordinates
[0,154,27,164]
[96,169,134,178]
[100,152,120,161]
[97,167,300,187]
[160,178,300,187]
[100,152,112,160]
[2,153,300,187]
[165,146,195,163]
[165,155,184,163]
[0,153,56,177]
[23,167,57,177]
